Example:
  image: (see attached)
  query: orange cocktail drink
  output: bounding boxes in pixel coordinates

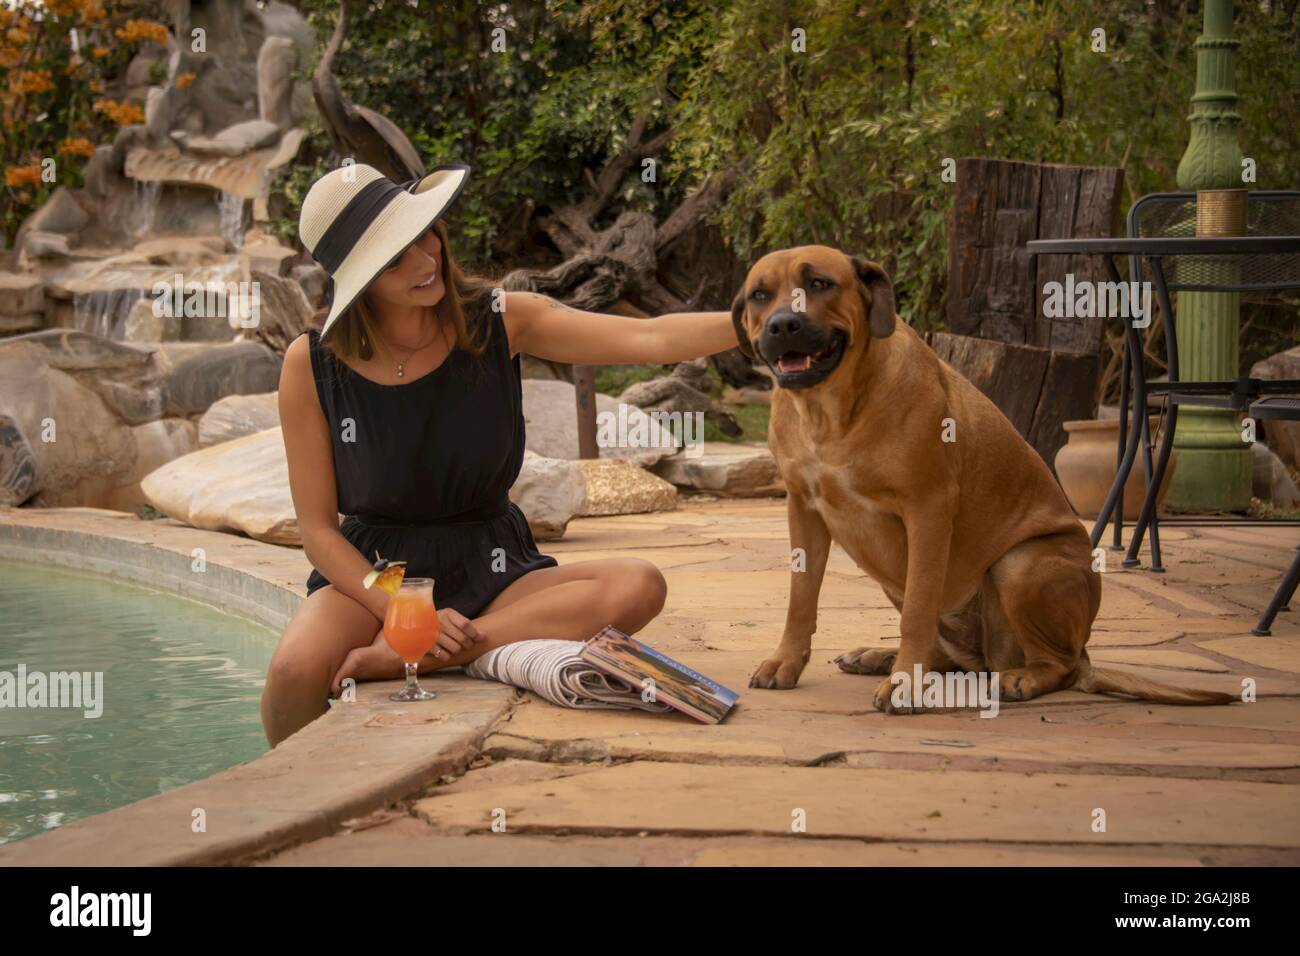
[383,577,439,701]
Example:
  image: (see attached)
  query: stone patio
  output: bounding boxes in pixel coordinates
[2,500,1298,865]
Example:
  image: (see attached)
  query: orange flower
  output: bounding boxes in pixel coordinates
[6,27,31,46]
[0,48,19,70]
[89,79,104,93]
[59,137,97,158]
[91,46,110,59]
[114,19,169,44]
[174,71,196,89]
[5,165,42,188]
[11,70,54,95]
[92,98,145,125]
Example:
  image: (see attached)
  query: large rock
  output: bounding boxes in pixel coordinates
[103,418,198,513]
[0,343,136,507]
[19,231,71,261]
[142,426,298,544]
[180,119,281,158]
[291,262,327,310]
[1253,441,1300,509]
[258,36,297,129]
[522,379,674,467]
[653,442,786,498]
[1251,346,1300,477]
[0,273,45,315]
[669,357,715,394]
[509,450,585,540]
[574,458,676,516]
[619,375,741,437]
[163,340,282,415]
[198,391,279,447]
[16,187,88,240]
[0,330,170,427]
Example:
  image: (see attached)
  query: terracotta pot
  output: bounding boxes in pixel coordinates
[1054,418,1177,521]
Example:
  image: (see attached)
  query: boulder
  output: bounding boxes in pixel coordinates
[241,239,295,276]
[522,379,674,467]
[0,273,45,315]
[574,458,676,516]
[142,426,298,544]
[123,296,180,343]
[240,269,315,353]
[509,450,585,540]
[20,231,71,261]
[163,340,282,415]
[103,418,199,513]
[99,380,165,425]
[133,236,228,266]
[1253,441,1300,509]
[291,262,327,310]
[198,391,280,447]
[669,357,715,394]
[181,119,281,157]
[0,344,136,507]
[258,36,297,129]
[17,187,88,239]
[620,375,741,437]
[1250,346,1300,477]
[653,442,786,498]
[0,314,43,336]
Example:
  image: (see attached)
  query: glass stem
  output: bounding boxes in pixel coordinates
[403,661,420,692]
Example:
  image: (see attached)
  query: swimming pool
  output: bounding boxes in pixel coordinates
[0,557,277,845]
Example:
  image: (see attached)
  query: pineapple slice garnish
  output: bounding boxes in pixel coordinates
[362,551,408,597]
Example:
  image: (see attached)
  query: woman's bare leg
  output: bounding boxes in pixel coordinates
[260,585,381,748]
[450,556,668,665]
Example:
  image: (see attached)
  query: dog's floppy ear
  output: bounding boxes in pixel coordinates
[852,257,897,338]
[730,289,756,359]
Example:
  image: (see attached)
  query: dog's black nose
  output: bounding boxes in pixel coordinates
[764,311,803,338]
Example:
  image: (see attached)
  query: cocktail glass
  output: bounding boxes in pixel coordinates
[383,577,439,701]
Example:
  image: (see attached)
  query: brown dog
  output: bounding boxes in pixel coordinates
[733,246,1235,713]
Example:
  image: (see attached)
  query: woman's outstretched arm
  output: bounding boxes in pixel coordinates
[499,291,738,365]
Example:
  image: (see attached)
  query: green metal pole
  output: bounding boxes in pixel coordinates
[1168,0,1251,512]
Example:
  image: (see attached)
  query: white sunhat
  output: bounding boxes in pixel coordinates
[298,162,471,338]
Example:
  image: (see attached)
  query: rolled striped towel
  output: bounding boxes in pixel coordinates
[463,639,673,712]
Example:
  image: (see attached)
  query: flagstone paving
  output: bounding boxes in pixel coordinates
[2,499,1298,865]
[265,500,1300,866]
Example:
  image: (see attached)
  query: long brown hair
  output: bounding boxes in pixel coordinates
[314,218,497,367]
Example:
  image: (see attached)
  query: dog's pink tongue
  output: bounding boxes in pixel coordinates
[779,354,812,373]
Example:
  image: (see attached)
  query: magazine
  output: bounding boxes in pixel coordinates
[579,625,739,724]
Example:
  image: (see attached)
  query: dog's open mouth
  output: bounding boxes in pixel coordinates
[771,329,847,387]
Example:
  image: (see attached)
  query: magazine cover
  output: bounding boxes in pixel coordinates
[580,626,739,724]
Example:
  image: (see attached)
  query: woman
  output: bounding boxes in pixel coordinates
[262,163,739,746]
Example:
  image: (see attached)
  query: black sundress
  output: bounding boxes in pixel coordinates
[302,291,558,617]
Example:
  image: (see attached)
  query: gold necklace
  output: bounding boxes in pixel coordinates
[380,320,444,378]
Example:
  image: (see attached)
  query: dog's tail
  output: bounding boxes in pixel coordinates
[1073,663,1237,706]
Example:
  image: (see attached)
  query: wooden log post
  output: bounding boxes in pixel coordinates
[943,157,1123,468]
[573,365,599,459]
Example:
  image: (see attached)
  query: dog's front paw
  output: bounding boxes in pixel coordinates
[872,674,917,715]
[836,646,897,675]
[749,655,806,690]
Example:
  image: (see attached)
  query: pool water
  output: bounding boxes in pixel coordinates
[0,558,278,845]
